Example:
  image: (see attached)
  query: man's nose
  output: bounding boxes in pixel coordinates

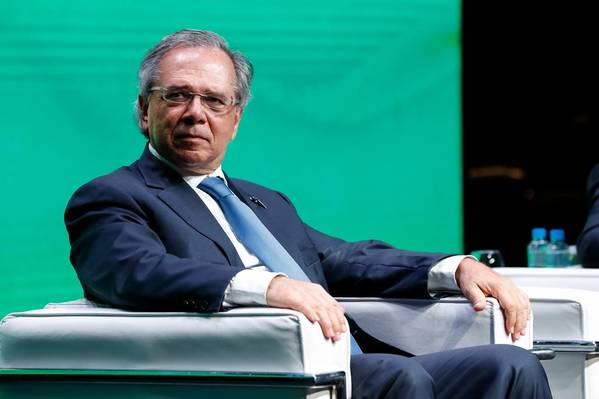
[181,95,207,125]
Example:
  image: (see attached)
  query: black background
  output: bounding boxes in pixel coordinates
[462,2,598,266]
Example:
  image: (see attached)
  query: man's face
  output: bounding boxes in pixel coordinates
[139,46,242,174]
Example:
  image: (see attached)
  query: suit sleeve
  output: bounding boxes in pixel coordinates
[304,225,448,298]
[64,180,242,312]
[269,190,449,298]
[578,164,599,268]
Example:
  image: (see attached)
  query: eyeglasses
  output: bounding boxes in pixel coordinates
[149,86,237,114]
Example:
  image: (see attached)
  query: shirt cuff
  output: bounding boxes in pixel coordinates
[427,255,476,296]
[222,269,286,307]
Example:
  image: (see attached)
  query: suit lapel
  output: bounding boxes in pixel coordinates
[227,177,319,281]
[158,184,242,266]
[136,146,242,266]
[135,146,314,276]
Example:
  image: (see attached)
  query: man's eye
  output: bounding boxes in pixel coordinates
[164,91,190,102]
[203,96,226,106]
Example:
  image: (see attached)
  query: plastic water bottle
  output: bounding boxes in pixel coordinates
[527,228,548,267]
[545,229,570,267]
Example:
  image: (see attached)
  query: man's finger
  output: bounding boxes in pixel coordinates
[513,308,529,340]
[332,303,347,340]
[462,284,487,311]
[315,306,335,340]
[313,291,340,338]
[497,288,530,340]
[327,299,347,340]
[512,308,527,341]
[502,304,518,336]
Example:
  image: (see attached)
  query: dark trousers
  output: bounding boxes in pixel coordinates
[350,344,552,399]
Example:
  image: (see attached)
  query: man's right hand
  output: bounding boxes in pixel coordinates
[266,276,347,341]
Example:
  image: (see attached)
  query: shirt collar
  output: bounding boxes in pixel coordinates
[148,143,226,188]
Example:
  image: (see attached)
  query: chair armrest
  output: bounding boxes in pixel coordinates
[519,286,599,399]
[0,300,350,377]
[338,296,532,356]
[521,286,599,343]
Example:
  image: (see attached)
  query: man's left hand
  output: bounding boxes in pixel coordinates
[456,257,531,341]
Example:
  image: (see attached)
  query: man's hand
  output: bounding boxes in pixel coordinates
[266,276,347,341]
[456,257,531,341]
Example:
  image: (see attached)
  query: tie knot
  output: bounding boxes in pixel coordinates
[199,176,234,199]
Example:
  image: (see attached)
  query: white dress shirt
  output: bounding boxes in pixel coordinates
[149,144,463,307]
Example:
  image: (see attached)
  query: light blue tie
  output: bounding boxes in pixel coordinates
[199,176,362,354]
[199,176,309,281]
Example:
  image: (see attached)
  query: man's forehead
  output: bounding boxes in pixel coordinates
[157,46,236,90]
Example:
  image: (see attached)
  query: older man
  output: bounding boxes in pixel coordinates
[65,29,551,398]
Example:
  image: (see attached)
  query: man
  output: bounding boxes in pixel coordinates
[65,29,551,398]
[578,163,599,268]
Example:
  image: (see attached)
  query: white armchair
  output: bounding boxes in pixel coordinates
[519,287,599,399]
[495,267,599,398]
[0,297,531,399]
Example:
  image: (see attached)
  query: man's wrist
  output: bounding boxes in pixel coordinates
[223,269,286,307]
[428,255,477,296]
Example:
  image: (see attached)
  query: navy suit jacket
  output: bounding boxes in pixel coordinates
[578,164,599,268]
[65,145,447,312]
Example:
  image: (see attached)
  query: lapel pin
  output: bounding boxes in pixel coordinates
[249,196,267,209]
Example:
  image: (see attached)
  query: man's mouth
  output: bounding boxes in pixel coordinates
[174,132,211,144]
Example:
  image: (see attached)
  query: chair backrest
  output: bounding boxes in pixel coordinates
[497,267,599,293]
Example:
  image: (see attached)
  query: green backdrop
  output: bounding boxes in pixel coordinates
[0,0,461,317]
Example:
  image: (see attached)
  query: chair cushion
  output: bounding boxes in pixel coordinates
[0,300,350,377]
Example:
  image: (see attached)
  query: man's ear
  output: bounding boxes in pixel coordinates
[230,108,244,140]
[138,95,149,131]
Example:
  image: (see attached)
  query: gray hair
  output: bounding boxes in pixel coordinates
[135,29,253,137]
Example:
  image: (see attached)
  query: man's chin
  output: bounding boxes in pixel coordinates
[174,152,219,175]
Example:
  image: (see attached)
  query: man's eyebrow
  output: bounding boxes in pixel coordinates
[164,84,193,90]
[202,88,231,98]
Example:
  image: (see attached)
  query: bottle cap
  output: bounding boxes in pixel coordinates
[532,227,547,240]
[550,229,565,242]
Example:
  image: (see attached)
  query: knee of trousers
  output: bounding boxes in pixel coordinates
[352,354,435,395]
[482,345,544,377]
[391,359,436,392]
